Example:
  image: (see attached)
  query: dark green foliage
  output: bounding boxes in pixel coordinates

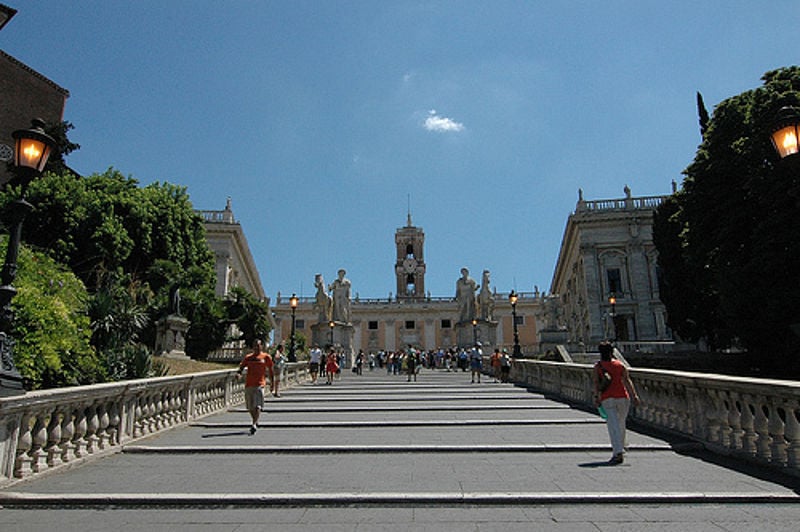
[654,66,800,375]
[224,286,272,347]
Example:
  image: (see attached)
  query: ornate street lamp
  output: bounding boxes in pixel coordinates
[770,107,800,160]
[608,293,617,341]
[288,293,298,363]
[508,290,522,358]
[328,320,335,347]
[1,119,56,395]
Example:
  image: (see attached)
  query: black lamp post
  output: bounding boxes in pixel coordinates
[328,319,335,348]
[770,107,800,160]
[471,318,478,345]
[1,119,56,395]
[508,290,522,358]
[608,293,617,341]
[288,294,298,363]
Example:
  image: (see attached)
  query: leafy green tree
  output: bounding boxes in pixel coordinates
[0,169,215,292]
[654,66,800,374]
[224,286,272,347]
[6,236,103,388]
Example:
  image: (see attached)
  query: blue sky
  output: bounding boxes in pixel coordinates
[2,1,798,300]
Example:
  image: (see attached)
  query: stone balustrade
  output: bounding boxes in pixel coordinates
[0,362,309,486]
[511,359,800,475]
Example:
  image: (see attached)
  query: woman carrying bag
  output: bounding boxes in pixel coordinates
[593,341,640,465]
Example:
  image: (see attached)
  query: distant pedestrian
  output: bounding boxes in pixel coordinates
[325,348,339,385]
[271,344,286,397]
[309,344,322,384]
[593,341,640,465]
[490,348,502,382]
[500,349,512,383]
[356,350,364,375]
[237,339,274,435]
[470,343,483,383]
[406,350,418,382]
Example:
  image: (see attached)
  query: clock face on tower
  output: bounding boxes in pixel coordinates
[403,257,416,273]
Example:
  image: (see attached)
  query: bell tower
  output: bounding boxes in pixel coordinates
[395,212,426,300]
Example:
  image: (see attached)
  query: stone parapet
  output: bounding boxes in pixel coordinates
[0,363,309,486]
[511,358,800,476]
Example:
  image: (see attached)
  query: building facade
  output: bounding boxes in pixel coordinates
[0,10,70,185]
[272,216,541,357]
[198,198,265,300]
[550,186,673,350]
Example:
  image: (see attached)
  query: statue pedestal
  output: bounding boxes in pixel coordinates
[455,320,497,348]
[538,328,568,355]
[313,321,354,367]
[155,315,190,359]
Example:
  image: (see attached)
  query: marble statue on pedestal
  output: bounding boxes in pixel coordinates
[313,273,332,323]
[455,267,478,323]
[477,269,494,322]
[329,269,352,323]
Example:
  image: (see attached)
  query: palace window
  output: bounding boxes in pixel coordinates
[441,319,452,329]
[405,320,415,329]
[296,319,305,329]
[606,268,622,296]
[368,321,378,330]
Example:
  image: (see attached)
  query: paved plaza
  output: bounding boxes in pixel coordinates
[1,368,799,530]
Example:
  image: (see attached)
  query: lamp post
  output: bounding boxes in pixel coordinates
[508,290,522,358]
[471,318,478,345]
[329,320,335,347]
[1,119,56,395]
[608,293,617,341]
[288,293,298,363]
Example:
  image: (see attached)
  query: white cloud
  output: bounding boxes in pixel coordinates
[423,110,465,132]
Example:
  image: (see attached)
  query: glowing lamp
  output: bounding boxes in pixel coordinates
[12,119,55,174]
[770,107,800,159]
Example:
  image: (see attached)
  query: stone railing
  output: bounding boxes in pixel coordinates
[0,363,309,486]
[511,359,800,475]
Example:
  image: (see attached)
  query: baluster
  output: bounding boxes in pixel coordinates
[14,412,34,478]
[719,395,733,448]
[97,404,110,449]
[133,400,144,438]
[30,413,49,473]
[728,399,744,450]
[754,403,772,462]
[45,409,63,468]
[704,391,722,445]
[154,395,165,430]
[769,406,788,466]
[60,407,76,463]
[783,401,800,470]
[740,401,757,456]
[73,406,88,458]
[107,402,120,446]
[85,404,99,454]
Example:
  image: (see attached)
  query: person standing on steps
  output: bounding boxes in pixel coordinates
[593,341,640,465]
[237,339,274,435]
[470,342,483,383]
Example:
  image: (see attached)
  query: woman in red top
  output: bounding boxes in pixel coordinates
[593,341,640,464]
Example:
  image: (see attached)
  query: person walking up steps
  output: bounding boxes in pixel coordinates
[325,348,339,385]
[237,339,274,435]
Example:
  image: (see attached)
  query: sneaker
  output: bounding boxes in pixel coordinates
[249,425,257,435]
[608,453,623,465]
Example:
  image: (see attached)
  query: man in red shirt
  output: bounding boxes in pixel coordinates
[237,339,274,435]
